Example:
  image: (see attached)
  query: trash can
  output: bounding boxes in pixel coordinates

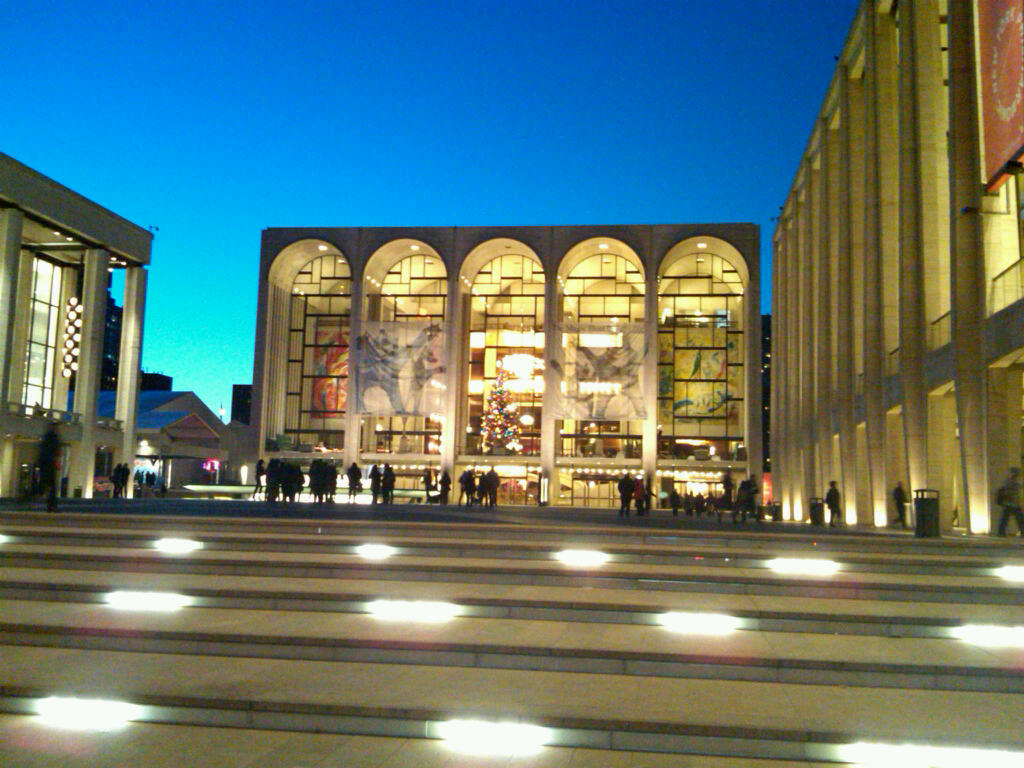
[809,497,825,526]
[771,503,783,522]
[914,489,940,538]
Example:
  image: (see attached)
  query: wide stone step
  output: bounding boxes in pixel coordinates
[0,598,1019,692]
[0,714,839,768]
[3,645,1024,762]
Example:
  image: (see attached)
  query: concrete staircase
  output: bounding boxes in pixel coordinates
[2,509,1024,766]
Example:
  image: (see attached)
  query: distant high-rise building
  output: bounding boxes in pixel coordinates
[100,288,123,391]
[231,384,252,425]
[761,314,770,475]
[141,372,173,391]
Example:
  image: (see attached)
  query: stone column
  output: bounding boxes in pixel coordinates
[440,271,462,473]
[70,249,109,497]
[344,276,363,470]
[800,164,819,505]
[863,4,890,525]
[540,274,561,499]
[897,0,938,497]
[0,209,24,404]
[115,266,147,497]
[772,230,788,516]
[787,213,804,520]
[642,275,658,481]
[947,0,990,533]
[836,66,860,524]
[988,368,1022,517]
[815,126,835,491]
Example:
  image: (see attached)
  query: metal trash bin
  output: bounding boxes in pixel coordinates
[809,497,825,526]
[914,489,940,538]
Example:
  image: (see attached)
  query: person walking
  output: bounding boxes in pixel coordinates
[996,468,1023,537]
[438,470,451,505]
[617,473,633,517]
[825,480,841,527]
[345,462,361,502]
[892,481,908,529]
[253,458,265,500]
[37,425,60,512]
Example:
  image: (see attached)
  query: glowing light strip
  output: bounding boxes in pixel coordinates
[835,741,1024,767]
[765,558,840,576]
[994,565,1024,582]
[152,537,202,554]
[355,543,396,560]
[366,600,461,622]
[436,719,552,756]
[950,624,1024,647]
[555,549,610,567]
[35,697,145,731]
[104,591,193,612]
[658,612,743,635]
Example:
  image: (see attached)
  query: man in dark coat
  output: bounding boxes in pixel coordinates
[369,464,382,504]
[825,480,841,527]
[617,473,633,517]
[382,464,395,504]
[37,425,60,512]
[485,467,499,508]
[438,470,451,504]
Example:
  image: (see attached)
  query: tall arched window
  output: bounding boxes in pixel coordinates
[657,247,745,470]
[283,254,352,450]
[359,248,447,455]
[464,252,545,456]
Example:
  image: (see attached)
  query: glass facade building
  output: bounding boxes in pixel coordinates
[252,225,761,507]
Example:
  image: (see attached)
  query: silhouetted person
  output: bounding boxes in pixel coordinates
[253,458,265,499]
[382,464,395,504]
[346,463,361,501]
[369,463,382,504]
[37,425,60,512]
[633,476,647,516]
[617,473,633,517]
[997,468,1023,537]
[459,469,476,507]
[825,480,841,527]
[485,467,499,508]
[669,488,681,517]
[892,482,908,529]
[438,470,451,505]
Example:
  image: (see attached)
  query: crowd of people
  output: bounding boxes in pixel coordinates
[457,467,500,508]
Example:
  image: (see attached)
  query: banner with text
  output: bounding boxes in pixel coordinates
[979,0,1024,187]
[553,322,647,420]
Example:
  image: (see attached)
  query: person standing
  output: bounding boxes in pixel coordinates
[438,470,451,505]
[460,469,476,507]
[669,487,681,517]
[892,481,908,529]
[345,462,361,502]
[633,476,647,516]
[825,480,841,528]
[485,467,499,508]
[382,464,395,504]
[423,467,434,502]
[253,458,266,500]
[996,468,1023,537]
[37,425,60,512]
[617,473,633,517]
[369,464,382,505]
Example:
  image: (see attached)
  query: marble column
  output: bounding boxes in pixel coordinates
[440,268,462,473]
[947,0,990,533]
[343,275,363,470]
[70,249,109,497]
[815,125,835,493]
[0,209,24,405]
[114,266,147,497]
[642,272,659,481]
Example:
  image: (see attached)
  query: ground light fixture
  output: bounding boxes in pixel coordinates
[104,591,193,612]
[355,543,397,560]
[35,697,145,731]
[366,599,461,622]
[994,565,1024,582]
[765,557,841,576]
[834,740,1024,767]
[949,624,1024,647]
[658,611,743,635]
[0,534,9,545]
[434,719,552,756]
[152,537,202,554]
[554,549,610,567]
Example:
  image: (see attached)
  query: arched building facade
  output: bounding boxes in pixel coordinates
[251,224,761,507]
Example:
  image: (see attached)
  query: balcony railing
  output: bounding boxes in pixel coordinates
[928,312,951,350]
[96,416,124,430]
[5,402,80,424]
[990,258,1024,314]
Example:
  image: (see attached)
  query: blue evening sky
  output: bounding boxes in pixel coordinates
[3,0,858,414]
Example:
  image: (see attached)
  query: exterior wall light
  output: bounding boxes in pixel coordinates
[434,719,551,756]
[366,600,461,622]
[35,697,145,731]
[554,549,610,567]
[658,611,743,635]
[950,624,1024,647]
[355,543,396,560]
[765,558,840,576]
[104,591,193,611]
[152,537,203,554]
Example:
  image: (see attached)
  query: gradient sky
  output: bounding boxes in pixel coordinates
[3,0,859,415]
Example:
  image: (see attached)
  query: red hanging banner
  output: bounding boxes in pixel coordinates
[978,0,1024,188]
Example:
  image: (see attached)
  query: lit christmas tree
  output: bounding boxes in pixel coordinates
[480,363,521,453]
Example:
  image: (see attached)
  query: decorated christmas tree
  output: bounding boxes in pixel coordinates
[480,363,521,453]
